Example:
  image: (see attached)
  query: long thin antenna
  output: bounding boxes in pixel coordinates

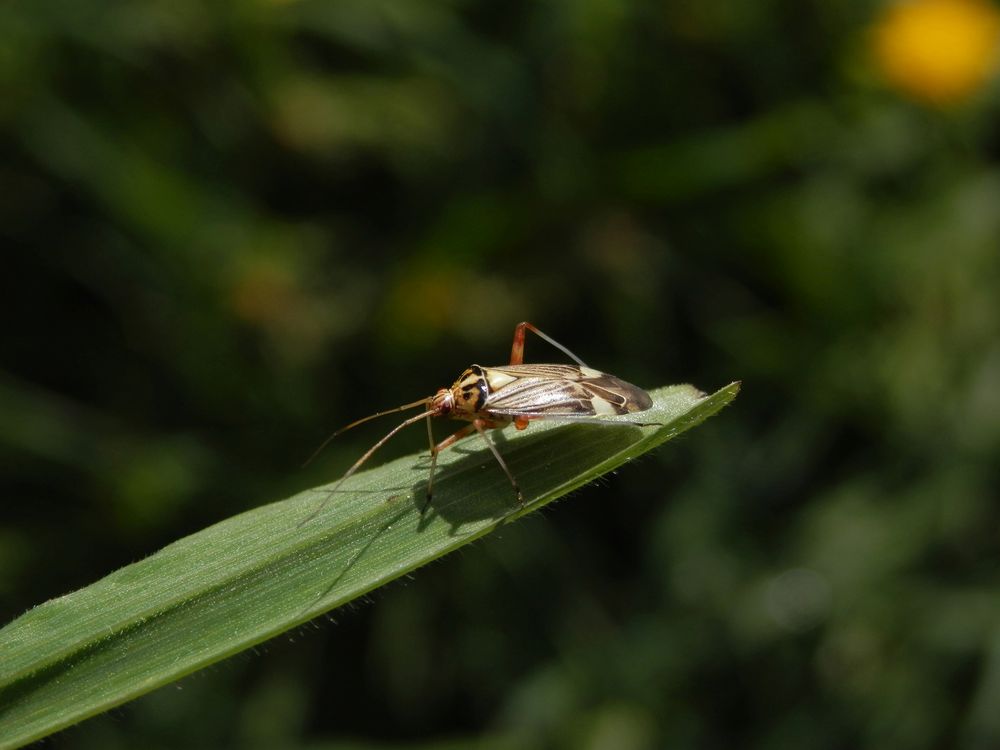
[302,397,431,468]
[527,323,589,367]
[298,408,436,527]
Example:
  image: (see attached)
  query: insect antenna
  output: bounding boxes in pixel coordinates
[527,324,589,367]
[302,397,432,468]
[298,407,436,527]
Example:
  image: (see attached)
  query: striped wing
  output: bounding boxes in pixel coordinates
[480,363,653,419]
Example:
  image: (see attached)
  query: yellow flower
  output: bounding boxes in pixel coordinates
[872,0,1000,105]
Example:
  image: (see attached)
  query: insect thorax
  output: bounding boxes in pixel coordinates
[449,365,489,418]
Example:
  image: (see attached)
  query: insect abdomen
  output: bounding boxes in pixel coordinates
[478,364,653,418]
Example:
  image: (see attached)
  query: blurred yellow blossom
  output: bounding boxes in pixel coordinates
[871,0,1000,105]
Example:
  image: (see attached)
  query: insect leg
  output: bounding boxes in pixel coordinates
[425,423,476,509]
[509,321,588,367]
[472,419,524,506]
[299,409,434,526]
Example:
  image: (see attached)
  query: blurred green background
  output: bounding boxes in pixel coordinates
[3,0,1000,747]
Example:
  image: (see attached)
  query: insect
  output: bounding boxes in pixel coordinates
[301,322,653,524]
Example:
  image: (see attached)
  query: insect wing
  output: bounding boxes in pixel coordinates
[481,364,653,418]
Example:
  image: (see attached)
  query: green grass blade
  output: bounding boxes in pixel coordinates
[0,382,739,748]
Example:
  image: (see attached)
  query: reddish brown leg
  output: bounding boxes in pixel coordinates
[509,322,531,365]
[425,419,524,508]
[508,321,588,367]
[426,423,475,506]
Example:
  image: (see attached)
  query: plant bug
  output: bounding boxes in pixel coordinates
[301,322,653,524]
